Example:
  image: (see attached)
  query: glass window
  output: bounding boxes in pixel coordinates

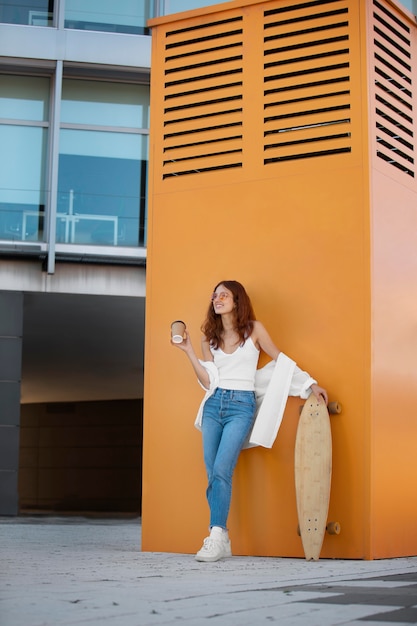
[58,130,148,247]
[399,0,417,14]
[0,76,49,243]
[160,0,223,15]
[61,80,149,129]
[159,0,417,16]
[58,80,149,248]
[0,125,48,242]
[0,75,50,122]
[0,0,54,26]
[65,0,152,35]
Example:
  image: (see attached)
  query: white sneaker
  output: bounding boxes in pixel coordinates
[195,530,232,562]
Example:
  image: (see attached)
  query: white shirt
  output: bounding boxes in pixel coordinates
[194,352,317,448]
[211,337,260,391]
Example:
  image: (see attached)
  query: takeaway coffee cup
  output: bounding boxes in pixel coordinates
[171,320,186,343]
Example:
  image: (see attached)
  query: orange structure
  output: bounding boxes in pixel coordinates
[143,0,417,559]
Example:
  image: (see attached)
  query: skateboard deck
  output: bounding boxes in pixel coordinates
[295,396,332,561]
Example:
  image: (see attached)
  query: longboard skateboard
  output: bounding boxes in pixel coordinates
[294,396,340,560]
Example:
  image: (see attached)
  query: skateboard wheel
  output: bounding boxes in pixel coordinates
[326,521,341,535]
[328,402,342,414]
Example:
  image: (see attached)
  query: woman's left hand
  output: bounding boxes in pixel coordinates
[310,384,328,405]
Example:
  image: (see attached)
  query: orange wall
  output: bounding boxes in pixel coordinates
[143,174,370,558]
[365,0,417,558]
[143,0,417,558]
[370,175,417,558]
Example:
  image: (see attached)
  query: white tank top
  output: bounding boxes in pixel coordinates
[211,336,260,391]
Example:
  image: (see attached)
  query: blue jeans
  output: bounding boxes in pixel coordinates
[202,388,257,530]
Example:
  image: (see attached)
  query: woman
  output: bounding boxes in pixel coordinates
[172,280,327,562]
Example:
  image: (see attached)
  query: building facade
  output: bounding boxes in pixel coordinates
[1,0,416,557]
[0,0,224,516]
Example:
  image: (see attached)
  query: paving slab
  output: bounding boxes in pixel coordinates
[1,517,417,626]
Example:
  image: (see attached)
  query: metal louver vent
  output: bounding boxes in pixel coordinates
[162,16,244,179]
[373,0,414,177]
[263,0,352,164]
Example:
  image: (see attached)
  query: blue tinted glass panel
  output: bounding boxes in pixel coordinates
[160,0,414,15]
[161,0,222,15]
[58,129,147,248]
[61,80,149,128]
[65,0,152,35]
[0,1,53,26]
[400,0,417,13]
[0,125,47,242]
[0,75,50,122]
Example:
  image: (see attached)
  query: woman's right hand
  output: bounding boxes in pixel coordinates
[171,329,193,354]
[171,330,211,389]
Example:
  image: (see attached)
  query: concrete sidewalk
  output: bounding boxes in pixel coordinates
[1,517,417,626]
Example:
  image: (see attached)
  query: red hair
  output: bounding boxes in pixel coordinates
[201,280,256,350]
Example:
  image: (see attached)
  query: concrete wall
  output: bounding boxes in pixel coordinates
[0,22,150,70]
[0,260,146,297]
[19,399,142,513]
[0,262,145,514]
